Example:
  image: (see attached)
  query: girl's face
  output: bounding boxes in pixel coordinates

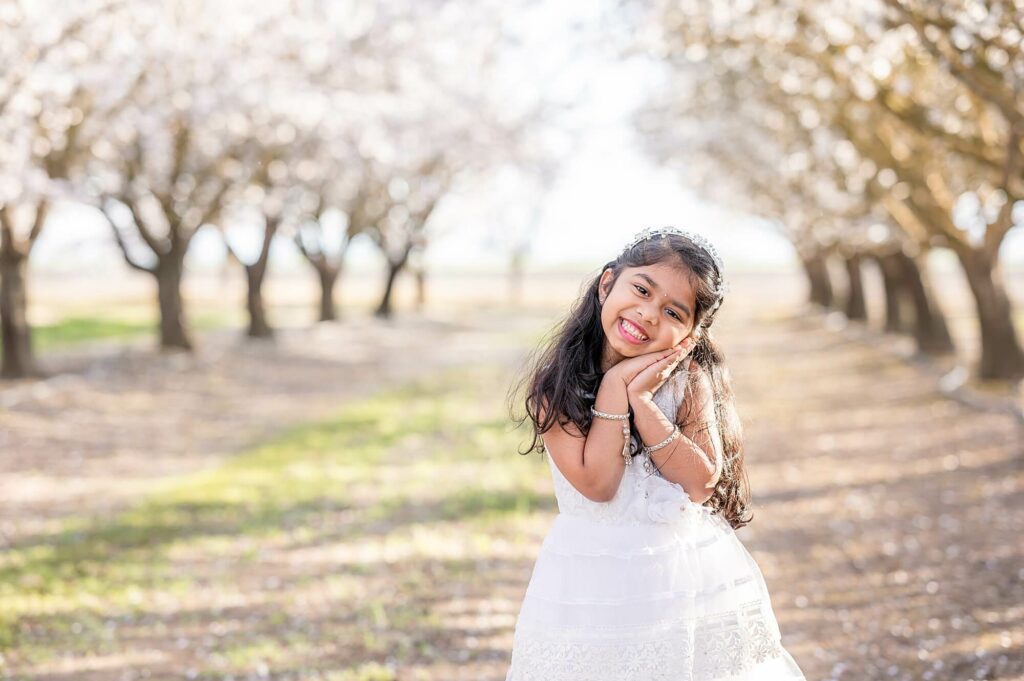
[598,262,697,364]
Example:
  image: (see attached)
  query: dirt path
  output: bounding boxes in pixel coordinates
[717,309,1023,681]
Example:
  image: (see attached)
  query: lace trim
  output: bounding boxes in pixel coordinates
[507,599,797,681]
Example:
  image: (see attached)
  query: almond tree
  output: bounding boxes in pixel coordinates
[291,138,370,323]
[341,0,558,318]
[871,0,1023,377]
[219,151,289,339]
[635,36,884,323]
[365,153,448,318]
[635,0,1010,374]
[0,1,118,377]
[80,2,269,350]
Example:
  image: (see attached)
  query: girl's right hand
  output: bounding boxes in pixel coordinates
[605,345,684,388]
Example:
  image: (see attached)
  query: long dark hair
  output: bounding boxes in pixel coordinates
[509,233,754,530]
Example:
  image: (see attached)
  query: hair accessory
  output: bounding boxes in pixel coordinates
[590,405,633,467]
[622,226,724,272]
[621,226,729,301]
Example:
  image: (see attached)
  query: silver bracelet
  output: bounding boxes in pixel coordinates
[640,425,681,457]
[590,406,628,421]
[590,406,632,466]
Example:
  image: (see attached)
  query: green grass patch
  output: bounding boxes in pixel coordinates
[33,316,155,349]
[0,365,549,670]
[32,311,236,351]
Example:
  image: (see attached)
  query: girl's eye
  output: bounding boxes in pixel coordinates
[630,284,679,321]
[666,309,680,320]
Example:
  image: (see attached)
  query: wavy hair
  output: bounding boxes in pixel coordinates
[509,234,753,530]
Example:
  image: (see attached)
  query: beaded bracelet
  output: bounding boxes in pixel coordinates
[640,425,681,458]
[590,406,632,466]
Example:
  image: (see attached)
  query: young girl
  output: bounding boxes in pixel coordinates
[504,227,807,680]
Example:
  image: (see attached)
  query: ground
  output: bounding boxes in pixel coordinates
[0,273,1021,681]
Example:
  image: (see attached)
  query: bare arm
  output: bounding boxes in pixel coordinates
[541,372,632,502]
[629,366,722,504]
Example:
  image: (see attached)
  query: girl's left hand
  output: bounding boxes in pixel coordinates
[626,337,695,402]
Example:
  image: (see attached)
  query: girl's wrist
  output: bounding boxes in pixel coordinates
[596,371,630,411]
[626,388,657,409]
[601,366,631,390]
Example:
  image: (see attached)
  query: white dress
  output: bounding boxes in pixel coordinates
[504,372,807,681]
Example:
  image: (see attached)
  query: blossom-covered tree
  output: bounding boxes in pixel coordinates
[0,1,118,377]
[634,0,1017,377]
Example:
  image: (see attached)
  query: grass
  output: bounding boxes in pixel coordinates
[1,365,550,676]
[30,311,242,351]
[32,316,155,350]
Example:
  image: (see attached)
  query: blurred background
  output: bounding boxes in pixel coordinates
[1,0,1022,680]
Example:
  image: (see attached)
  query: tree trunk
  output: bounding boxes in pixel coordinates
[875,254,908,333]
[0,253,34,378]
[375,260,405,319]
[414,267,426,312]
[156,257,192,350]
[229,218,279,339]
[956,248,1024,379]
[843,255,867,321]
[318,265,340,322]
[892,251,955,356]
[799,251,833,308]
[245,264,272,339]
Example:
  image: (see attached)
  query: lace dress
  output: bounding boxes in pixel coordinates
[504,371,807,681]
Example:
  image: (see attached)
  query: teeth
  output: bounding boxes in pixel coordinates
[621,319,648,341]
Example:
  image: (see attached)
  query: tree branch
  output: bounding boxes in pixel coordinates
[105,216,156,274]
[985,130,1023,259]
[24,199,49,254]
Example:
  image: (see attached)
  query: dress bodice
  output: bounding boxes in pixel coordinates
[545,369,696,526]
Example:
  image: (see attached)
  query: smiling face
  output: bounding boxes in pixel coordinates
[598,261,697,369]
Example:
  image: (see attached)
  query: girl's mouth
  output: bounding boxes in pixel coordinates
[618,318,649,344]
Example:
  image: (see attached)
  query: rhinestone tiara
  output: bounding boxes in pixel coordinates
[622,226,725,273]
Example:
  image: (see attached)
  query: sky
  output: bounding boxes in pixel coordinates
[30,2,1024,276]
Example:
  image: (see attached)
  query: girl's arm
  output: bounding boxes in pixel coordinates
[540,370,632,502]
[629,366,723,504]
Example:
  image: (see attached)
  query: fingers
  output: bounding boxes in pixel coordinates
[658,349,684,368]
[635,339,694,374]
[638,347,677,370]
[659,342,685,357]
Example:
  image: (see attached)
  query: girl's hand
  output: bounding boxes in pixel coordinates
[626,338,695,402]
[604,346,681,388]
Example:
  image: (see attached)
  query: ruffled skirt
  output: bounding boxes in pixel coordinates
[504,504,807,680]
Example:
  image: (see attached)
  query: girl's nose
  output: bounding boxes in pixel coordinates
[637,305,656,325]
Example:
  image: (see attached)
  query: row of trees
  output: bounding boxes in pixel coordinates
[0,0,566,378]
[633,0,1024,380]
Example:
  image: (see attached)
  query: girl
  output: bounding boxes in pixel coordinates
[504,227,807,680]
